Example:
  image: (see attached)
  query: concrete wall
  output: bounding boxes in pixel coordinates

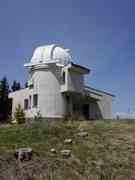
[9,65,66,118]
[66,69,84,93]
[9,65,113,120]
[88,94,113,119]
[97,94,113,119]
[9,88,38,118]
[31,66,66,118]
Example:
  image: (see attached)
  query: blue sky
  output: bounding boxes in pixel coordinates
[0,0,135,114]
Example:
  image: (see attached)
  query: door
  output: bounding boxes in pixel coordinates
[82,104,89,120]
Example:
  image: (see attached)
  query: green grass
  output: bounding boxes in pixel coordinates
[0,120,135,179]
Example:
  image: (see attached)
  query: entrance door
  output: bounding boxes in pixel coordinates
[82,104,89,120]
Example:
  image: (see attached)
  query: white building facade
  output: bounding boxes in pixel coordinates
[9,44,114,120]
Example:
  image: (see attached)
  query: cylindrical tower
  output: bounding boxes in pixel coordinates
[24,44,72,118]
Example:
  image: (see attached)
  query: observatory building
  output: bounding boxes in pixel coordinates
[9,44,114,120]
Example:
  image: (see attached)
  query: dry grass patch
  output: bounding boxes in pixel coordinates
[0,120,135,179]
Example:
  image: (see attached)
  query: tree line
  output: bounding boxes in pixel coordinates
[0,76,26,121]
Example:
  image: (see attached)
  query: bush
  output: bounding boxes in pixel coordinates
[25,176,36,180]
[69,113,86,121]
[34,110,42,122]
[14,104,25,124]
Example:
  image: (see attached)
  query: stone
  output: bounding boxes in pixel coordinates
[14,148,32,161]
[11,119,17,124]
[50,148,57,154]
[78,132,88,137]
[64,139,72,144]
[61,149,71,158]
[78,121,90,131]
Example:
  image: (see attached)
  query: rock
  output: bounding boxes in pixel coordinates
[64,139,72,144]
[11,119,17,124]
[61,150,71,158]
[50,148,57,154]
[78,121,90,131]
[14,148,32,161]
[78,132,88,137]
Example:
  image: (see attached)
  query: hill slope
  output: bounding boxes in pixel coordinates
[0,120,135,180]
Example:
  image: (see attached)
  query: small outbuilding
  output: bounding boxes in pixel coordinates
[9,44,114,120]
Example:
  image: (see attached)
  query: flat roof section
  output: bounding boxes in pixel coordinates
[70,62,90,74]
[85,86,115,97]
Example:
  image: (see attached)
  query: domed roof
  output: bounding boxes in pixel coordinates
[30,44,72,66]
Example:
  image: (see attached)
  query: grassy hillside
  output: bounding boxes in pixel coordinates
[0,120,135,180]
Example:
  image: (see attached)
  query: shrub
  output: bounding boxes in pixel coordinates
[70,113,86,121]
[63,113,86,122]
[25,176,36,180]
[14,104,25,124]
[34,110,42,122]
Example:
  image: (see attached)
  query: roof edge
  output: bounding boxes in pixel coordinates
[85,86,115,97]
[71,62,90,74]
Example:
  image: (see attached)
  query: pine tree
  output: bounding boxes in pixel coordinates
[11,80,21,92]
[14,104,25,124]
[0,76,10,120]
[25,82,28,88]
[16,82,21,90]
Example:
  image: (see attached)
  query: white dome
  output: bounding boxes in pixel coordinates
[30,44,72,66]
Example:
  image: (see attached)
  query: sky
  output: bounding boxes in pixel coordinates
[0,0,135,114]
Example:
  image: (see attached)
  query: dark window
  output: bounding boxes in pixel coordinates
[29,95,31,109]
[82,104,89,120]
[66,95,70,104]
[24,99,29,110]
[62,71,65,83]
[33,94,38,108]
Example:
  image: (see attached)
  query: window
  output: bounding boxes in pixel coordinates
[24,99,29,110]
[29,95,31,109]
[66,95,70,104]
[33,94,38,108]
[62,71,65,83]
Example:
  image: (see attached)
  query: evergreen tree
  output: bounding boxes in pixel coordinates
[14,104,25,124]
[11,80,21,92]
[0,76,10,120]
[16,82,21,90]
[25,82,28,88]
